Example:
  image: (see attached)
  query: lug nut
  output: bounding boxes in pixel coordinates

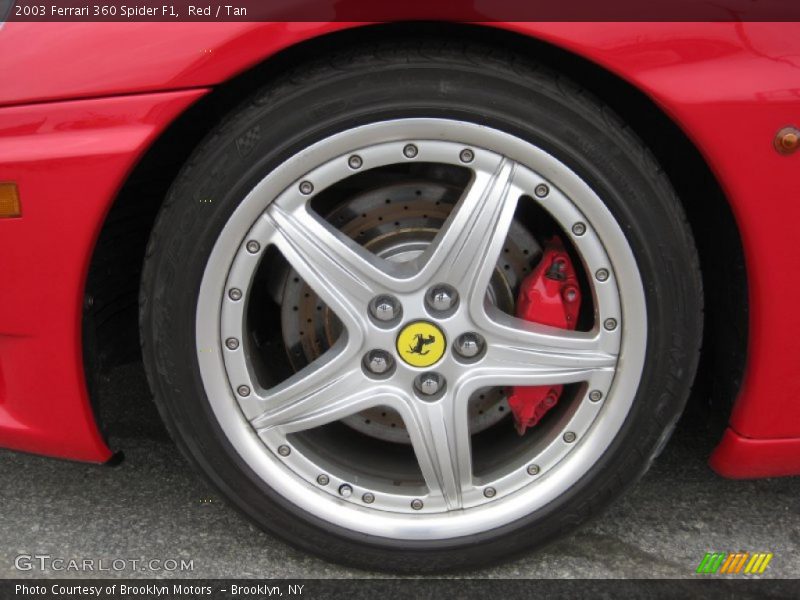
[455,332,485,359]
[370,295,401,322]
[317,474,329,486]
[364,350,393,375]
[527,464,540,476]
[277,445,291,457]
[348,154,363,169]
[228,288,242,301]
[246,240,260,254]
[427,284,458,313]
[483,487,496,498]
[534,183,550,198]
[589,390,603,402]
[563,431,577,443]
[604,318,618,331]
[298,181,314,195]
[237,385,251,397]
[403,144,418,158]
[410,499,424,510]
[459,148,474,163]
[362,493,375,504]
[225,337,240,350]
[595,268,610,282]
[572,222,586,236]
[416,373,443,397]
[338,484,353,498]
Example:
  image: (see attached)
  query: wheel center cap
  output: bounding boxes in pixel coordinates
[396,321,446,367]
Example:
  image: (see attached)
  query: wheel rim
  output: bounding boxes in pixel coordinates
[196,119,647,539]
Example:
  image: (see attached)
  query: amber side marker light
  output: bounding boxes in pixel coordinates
[0,183,21,218]
[775,126,799,155]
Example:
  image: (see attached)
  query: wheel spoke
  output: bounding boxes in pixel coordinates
[246,344,393,434]
[264,204,395,330]
[469,308,618,388]
[398,395,473,510]
[420,158,519,298]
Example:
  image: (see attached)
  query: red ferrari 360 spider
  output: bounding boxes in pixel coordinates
[1,16,799,571]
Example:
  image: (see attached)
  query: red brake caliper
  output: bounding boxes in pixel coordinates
[507,237,582,435]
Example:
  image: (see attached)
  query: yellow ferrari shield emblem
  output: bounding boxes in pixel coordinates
[396,321,446,367]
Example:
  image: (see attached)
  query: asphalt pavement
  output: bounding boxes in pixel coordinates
[1,362,798,580]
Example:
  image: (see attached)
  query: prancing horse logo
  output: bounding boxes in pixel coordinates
[408,333,436,356]
[396,321,446,367]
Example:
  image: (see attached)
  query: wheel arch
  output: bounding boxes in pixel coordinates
[84,21,746,446]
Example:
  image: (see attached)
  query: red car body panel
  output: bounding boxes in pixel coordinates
[0,90,207,462]
[0,21,798,476]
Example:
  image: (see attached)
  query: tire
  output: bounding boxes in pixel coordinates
[140,41,702,572]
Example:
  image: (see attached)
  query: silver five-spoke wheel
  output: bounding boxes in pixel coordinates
[197,119,646,536]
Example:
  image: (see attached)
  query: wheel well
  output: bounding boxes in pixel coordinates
[84,22,746,438]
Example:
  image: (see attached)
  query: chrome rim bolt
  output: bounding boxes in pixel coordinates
[459,148,474,163]
[416,373,443,397]
[527,464,540,476]
[403,144,418,158]
[364,350,393,376]
[237,385,250,397]
[338,484,353,498]
[595,268,610,282]
[563,431,577,443]
[483,487,497,499]
[362,493,375,504]
[589,390,603,402]
[246,240,260,254]
[534,183,550,198]
[348,155,363,169]
[572,222,586,236]
[225,337,240,350]
[455,332,485,359]
[228,288,242,301]
[299,180,314,195]
[604,318,618,331]
[277,445,291,457]
[411,499,423,510]
[427,284,458,313]
[317,474,329,486]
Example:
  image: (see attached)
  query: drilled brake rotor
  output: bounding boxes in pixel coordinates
[280,179,541,443]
